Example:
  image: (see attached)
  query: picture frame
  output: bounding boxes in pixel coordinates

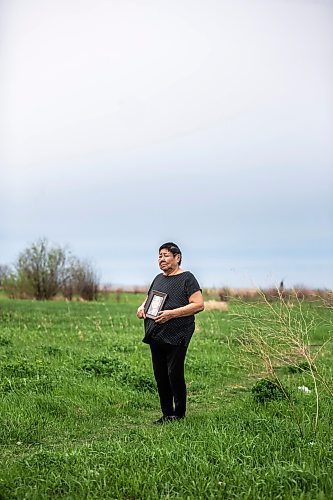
[144,290,168,319]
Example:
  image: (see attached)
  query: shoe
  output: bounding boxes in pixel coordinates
[153,415,175,425]
[153,415,185,424]
[173,415,185,421]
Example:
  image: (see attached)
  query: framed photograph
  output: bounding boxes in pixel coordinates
[145,290,168,319]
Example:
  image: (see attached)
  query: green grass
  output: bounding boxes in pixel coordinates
[0,294,332,499]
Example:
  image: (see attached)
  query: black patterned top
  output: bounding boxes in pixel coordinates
[143,271,201,346]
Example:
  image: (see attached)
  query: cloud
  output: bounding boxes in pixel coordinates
[1,0,332,287]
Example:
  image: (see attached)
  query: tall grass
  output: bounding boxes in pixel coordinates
[231,291,333,440]
[0,294,332,499]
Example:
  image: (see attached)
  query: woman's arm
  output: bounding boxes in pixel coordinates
[154,291,204,324]
[136,297,147,319]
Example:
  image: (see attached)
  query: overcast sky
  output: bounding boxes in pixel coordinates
[1,0,332,289]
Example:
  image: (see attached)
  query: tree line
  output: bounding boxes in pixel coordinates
[0,239,99,301]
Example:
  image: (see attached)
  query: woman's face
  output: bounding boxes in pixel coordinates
[158,248,180,274]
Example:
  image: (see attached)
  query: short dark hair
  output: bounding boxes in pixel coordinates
[159,242,182,264]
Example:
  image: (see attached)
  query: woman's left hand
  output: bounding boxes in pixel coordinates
[154,310,175,324]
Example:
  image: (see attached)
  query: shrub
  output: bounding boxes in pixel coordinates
[122,372,156,393]
[251,378,288,403]
[64,258,99,301]
[6,239,68,300]
[218,287,231,302]
[286,361,313,374]
[3,238,99,301]
[81,356,128,377]
[0,264,11,287]
[0,336,12,347]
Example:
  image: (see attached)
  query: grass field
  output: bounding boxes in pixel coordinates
[0,293,332,499]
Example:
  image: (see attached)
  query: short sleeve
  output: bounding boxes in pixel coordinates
[147,275,159,295]
[185,273,201,299]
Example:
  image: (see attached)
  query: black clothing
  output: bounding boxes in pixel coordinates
[143,270,201,418]
[143,271,201,346]
[153,415,184,424]
[150,340,188,418]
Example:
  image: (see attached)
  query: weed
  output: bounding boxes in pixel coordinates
[0,336,12,347]
[252,378,288,403]
[1,358,47,378]
[81,355,128,377]
[233,290,333,438]
[123,373,156,393]
[286,361,313,373]
[40,345,64,356]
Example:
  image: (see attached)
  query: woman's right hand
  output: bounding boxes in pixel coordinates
[136,306,146,319]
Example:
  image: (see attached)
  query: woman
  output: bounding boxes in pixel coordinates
[137,242,204,424]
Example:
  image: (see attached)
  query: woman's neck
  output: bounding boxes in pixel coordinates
[164,267,183,276]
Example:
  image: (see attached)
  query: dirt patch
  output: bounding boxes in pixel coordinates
[204,300,229,312]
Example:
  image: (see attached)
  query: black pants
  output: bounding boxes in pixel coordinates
[150,340,188,418]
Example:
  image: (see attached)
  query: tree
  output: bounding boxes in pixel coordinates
[13,238,69,300]
[2,239,100,300]
[65,258,99,301]
[0,265,11,287]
